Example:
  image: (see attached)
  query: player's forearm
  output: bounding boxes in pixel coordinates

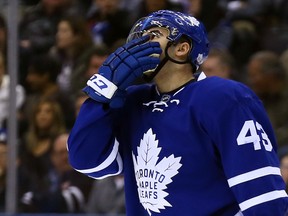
[67,98,123,178]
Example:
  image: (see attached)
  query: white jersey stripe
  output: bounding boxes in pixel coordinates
[227,166,281,187]
[234,210,243,216]
[89,153,123,179]
[239,190,287,211]
[197,71,207,81]
[76,139,120,174]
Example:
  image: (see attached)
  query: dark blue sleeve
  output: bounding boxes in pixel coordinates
[67,98,123,179]
[197,79,288,215]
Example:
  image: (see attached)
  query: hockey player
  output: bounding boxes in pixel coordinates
[67,10,288,215]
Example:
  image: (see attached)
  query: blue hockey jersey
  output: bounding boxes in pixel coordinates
[68,73,288,215]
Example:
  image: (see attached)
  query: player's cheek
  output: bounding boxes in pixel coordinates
[158,42,167,59]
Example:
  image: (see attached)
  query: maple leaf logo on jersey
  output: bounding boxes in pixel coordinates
[132,129,182,215]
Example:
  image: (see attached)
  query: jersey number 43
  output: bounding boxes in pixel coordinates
[237,120,273,152]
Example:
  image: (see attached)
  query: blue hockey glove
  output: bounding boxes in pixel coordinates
[83,35,162,108]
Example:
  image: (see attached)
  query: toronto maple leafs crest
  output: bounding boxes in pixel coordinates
[132,129,182,215]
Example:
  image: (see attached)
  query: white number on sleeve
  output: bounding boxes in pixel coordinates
[255,121,273,151]
[236,120,272,152]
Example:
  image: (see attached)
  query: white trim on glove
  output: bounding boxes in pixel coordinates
[87,74,118,99]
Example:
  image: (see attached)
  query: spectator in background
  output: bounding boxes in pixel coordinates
[246,51,288,147]
[19,98,67,212]
[86,0,133,48]
[20,98,66,168]
[20,132,93,213]
[20,0,93,14]
[86,175,125,214]
[0,51,25,131]
[19,0,84,53]
[209,0,288,72]
[186,0,224,33]
[49,15,94,94]
[23,53,75,130]
[74,91,88,117]
[70,44,110,95]
[200,47,236,80]
[280,49,288,77]
[208,0,261,71]
[185,0,202,16]
[278,146,288,193]
[132,0,184,22]
[49,133,93,212]
[277,0,288,25]
[18,0,84,87]
[21,0,41,6]
[0,14,6,59]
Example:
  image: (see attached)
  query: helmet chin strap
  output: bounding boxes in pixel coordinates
[142,55,169,82]
[142,41,195,82]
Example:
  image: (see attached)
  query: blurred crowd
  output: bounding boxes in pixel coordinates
[0,0,288,214]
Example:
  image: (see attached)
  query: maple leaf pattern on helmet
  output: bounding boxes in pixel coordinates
[132,128,182,215]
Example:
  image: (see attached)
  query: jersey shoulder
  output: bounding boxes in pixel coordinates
[193,76,260,108]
